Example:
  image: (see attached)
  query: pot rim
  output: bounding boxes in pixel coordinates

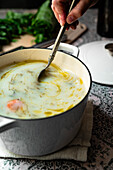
[0,47,92,121]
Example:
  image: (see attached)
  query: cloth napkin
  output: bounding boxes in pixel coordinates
[0,101,93,162]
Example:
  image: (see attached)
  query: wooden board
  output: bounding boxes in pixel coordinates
[65,23,87,44]
[1,22,87,53]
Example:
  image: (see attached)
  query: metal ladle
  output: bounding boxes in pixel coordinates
[38,0,76,82]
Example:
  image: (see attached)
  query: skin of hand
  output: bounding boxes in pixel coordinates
[51,0,98,29]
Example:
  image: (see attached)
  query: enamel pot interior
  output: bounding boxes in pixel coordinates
[0,48,91,94]
[0,48,92,156]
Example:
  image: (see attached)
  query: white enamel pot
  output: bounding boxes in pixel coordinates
[0,43,92,156]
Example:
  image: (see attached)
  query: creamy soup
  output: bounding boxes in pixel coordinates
[0,60,86,119]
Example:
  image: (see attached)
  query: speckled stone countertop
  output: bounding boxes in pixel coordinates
[0,8,113,170]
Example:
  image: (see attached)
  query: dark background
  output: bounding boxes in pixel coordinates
[0,0,99,9]
[0,0,46,8]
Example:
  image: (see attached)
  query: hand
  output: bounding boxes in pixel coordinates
[51,0,98,29]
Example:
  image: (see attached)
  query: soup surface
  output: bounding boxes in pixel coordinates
[0,60,86,119]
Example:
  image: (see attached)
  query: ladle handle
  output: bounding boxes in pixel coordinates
[48,0,76,65]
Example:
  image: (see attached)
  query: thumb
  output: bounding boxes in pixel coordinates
[66,0,90,24]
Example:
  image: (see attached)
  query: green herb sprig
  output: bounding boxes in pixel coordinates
[0,0,59,48]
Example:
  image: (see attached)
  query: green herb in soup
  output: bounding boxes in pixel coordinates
[0,61,86,119]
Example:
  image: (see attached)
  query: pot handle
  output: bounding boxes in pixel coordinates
[48,43,79,57]
[0,117,18,133]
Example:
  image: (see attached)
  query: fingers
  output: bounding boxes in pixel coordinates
[51,4,60,23]
[51,0,68,26]
[51,0,98,28]
[66,20,79,30]
[70,20,79,29]
[67,0,91,24]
